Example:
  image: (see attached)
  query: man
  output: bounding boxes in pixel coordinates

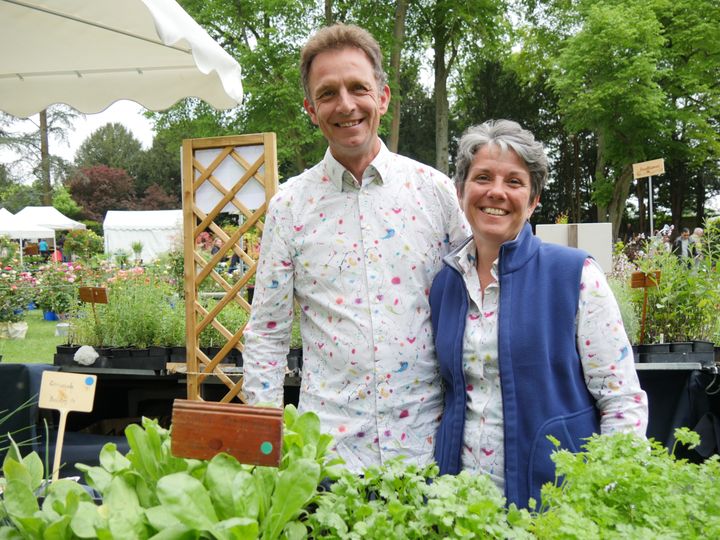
[242,23,469,472]
[673,227,695,266]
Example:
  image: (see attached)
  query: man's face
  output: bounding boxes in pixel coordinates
[682,231,690,239]
[303,47,390,169]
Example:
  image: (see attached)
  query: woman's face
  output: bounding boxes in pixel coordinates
[458,144,539,250]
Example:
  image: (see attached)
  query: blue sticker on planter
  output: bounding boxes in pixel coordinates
[85,377,94,386]
[260,441,273,455]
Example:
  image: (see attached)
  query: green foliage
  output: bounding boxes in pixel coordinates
[632,248,720,342]
[68,406,339,540]
[308,459,533,539]
[0,235,19,269]
[74,122,143,176]
[70,270,184,348]
[1,409,718,540]
[50,185,83,221]
[534,432,720,538]
[0,267,35,323]
[33,263,79,315]
[607,275,640,344]
[62,229,103,259]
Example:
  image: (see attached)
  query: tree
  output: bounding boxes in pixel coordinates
[52,185,83,220]
[411,0,508,173]
[136,184,179,210]
[0,106,77,202]
[133,138,181,203]
[66,165,136,222]
[74,123,143,176]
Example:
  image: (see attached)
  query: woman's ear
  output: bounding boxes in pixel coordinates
[527,195,541,219]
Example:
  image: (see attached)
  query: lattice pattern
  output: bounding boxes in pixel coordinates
[181,134,277,402]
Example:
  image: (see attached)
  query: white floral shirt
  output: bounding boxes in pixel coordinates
[454,241,648,491]
[243,141,469,472]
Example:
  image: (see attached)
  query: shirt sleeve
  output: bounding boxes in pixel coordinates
[576,258,648,436]
[432,170,470,249]
[242,193,296,406]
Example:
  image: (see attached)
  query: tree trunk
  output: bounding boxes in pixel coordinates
[694,174,705,225]
[39,109,52,205]
[433,35,449,174]
[572,134,581,223]
[607,164,634,241]
[593,131,608,222]
[324,0,333,24]
[387,0,408,153]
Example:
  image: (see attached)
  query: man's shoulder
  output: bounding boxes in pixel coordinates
[387,152,449,180]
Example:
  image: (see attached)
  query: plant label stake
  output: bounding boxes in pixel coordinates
[171,399,283,467]
[631,270,661,344]
[79,286,108,345]
[38,371,97,481]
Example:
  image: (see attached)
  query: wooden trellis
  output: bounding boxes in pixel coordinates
[181,133,277,402]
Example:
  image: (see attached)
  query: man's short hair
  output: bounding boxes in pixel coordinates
[300,23,387,103]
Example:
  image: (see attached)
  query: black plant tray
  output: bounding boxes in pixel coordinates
[638,351,714,367]
[54,346,169,370]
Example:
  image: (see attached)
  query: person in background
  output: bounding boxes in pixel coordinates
[430,119,647,508]
[673,227,695,266]
[38,238,49,260]
[242,23,469,472]
[690,227,704,264]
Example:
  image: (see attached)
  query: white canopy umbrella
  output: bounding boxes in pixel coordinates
[0,210,55,265]
[0,0,243,117]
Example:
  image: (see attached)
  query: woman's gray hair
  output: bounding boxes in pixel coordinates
[454,119,548,201]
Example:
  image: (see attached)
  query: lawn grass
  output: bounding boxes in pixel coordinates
[0,309,66,364]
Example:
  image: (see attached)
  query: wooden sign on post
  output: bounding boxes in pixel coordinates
[79,287,108,345]
[39,371,97,481]
[170,399,283,467]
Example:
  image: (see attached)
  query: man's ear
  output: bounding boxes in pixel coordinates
[303,98,319,125]
[378,84,391,115]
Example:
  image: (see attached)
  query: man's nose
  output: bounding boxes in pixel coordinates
[336,88,355,113]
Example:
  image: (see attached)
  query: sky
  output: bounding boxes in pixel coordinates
[2,100,155,168]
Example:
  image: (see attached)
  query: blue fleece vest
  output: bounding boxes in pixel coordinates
[430,222,599,508]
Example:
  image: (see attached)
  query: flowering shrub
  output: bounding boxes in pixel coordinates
[0,266,36,322]
[33,263,83,315]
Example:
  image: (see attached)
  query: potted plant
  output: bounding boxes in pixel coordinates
[0,266,35,339]
[33,263,81,319]
[131,240,144,264]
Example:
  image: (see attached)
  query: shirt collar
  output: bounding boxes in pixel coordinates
[453,238,499,279]
[322,139,390,192]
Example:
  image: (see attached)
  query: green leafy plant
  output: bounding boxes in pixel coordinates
[131,241,144,260]
[307,459,533,539]
[0,267,35,323]
[0,235,19,269]
[632,249,720,343]
[534,430,720,538]
[62,229,103,260]
[33,263,81,315]
[70,269,184,348]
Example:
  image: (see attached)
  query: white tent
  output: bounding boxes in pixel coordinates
[103,210,182,262]
[0,0,243,117]
[0,209,55,264]
[14,206,86,231]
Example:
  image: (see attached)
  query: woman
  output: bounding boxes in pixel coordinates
[431,120,647,508]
